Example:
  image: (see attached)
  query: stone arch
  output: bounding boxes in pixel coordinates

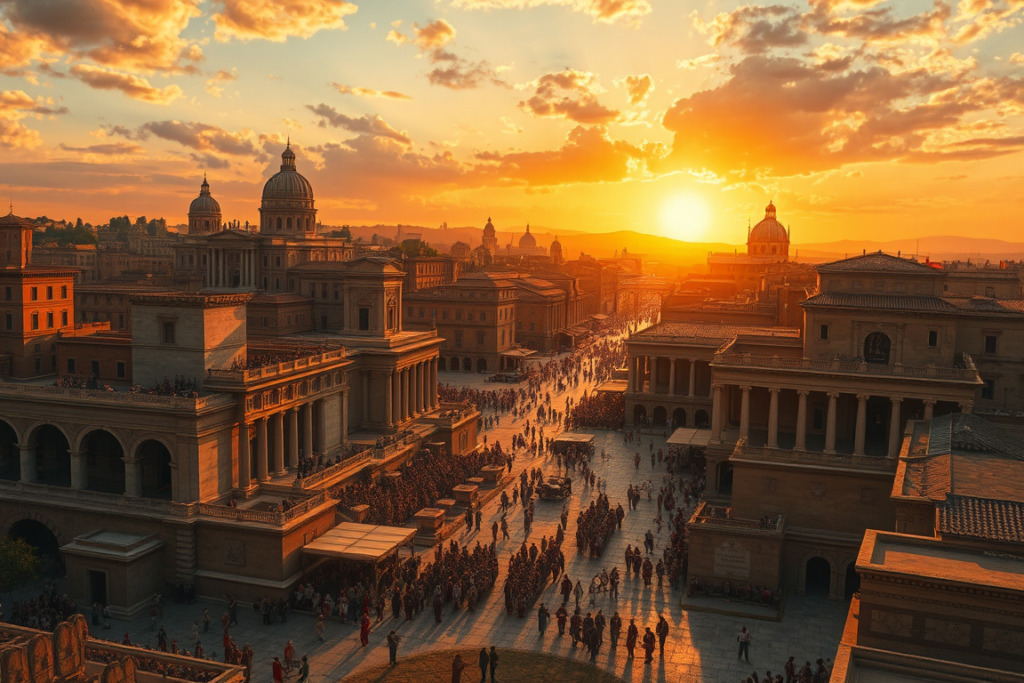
[7,515,64,575]
[438,357,447,371]
[477,358,488,372]
[80,429,125,495]
[652,405,667,427]
[463,357,472,372]
[864,331,891,364]
[633,404,647,426]
[694,409,710,428]
[136,439,173,500]
[672,407,686,428]
[804,556,832,596]
[451,356,461,372]
[0,418,19,480]
[843,559,860,600]
[27,423,71,487]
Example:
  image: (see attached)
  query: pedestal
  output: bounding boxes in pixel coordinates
[452,484,479,507]
[480,465,504,485]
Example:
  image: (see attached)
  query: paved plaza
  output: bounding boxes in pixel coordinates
[73,363,846,683]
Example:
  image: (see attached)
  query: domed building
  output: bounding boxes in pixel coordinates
[746,201,790,259]
[518,224,537,251]
[187,175,222,235]
[259,141,317,238]
[550,235,563,265]
[482,217,497,252]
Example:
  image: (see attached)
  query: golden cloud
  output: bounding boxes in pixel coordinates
[332,83,412,100]
[205,69,238,98]
[450,0,651,25]
[306,104,412,144]
[617,74,653,105]
[414,19,457,49]
[520,70,619,124]
[0,89,67,149]
[213,0,357,42]
[70,65,183,104]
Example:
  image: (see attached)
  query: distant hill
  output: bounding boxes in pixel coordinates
[330,224,1024,267]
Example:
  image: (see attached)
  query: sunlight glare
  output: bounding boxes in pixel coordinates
[660,193,711,242]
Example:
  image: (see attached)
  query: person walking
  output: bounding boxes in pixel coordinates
[315,613,325,641]
[573,579,584,608]
[626,618,638,658]
[555,604,568,635]
[737,625,752,663]
[610,611,622,649]
[452,653,466,683]
[283,640,295,671]
[537,603,550,636]
[656,614,669,655]
[642,627,656,663]
[488,646,499,683]
[202,608,211,633]
[387,630,400,665]
[478,647,488,683]
[296,655,309,683]
[360,611,371,647]
[271,657,283,683]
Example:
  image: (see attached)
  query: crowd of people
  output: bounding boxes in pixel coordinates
[414,540,499,621]
[2,586,77,631]
[565,392,624,430]
[504,533,565,617]
[575,493,621,558]
[130,376,200,397]
[295,444,370,480]
[229,344,336,371]
[330,445,505,526]
[740,656,834,683]
[87,643,224,682]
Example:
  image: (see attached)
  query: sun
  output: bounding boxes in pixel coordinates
[659,193,711,242]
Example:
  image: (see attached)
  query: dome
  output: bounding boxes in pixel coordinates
[749,201,789,243]
[261,141,314,204]
[484,217,495,235]
[189,175,221,215]
[518,224,537,249]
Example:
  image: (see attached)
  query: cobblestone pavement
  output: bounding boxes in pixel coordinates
[76,359,846,683]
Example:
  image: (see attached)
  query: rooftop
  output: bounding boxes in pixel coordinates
[631,321,801,344]
[817,251,941,275]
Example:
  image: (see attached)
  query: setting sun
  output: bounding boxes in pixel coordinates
[659,194,712,242]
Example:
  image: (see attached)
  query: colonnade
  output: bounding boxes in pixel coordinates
[386,358,439,427]
[711,384,972,458]
[207,247,258,288]
[627,355,704,397]
[238,398,329,486]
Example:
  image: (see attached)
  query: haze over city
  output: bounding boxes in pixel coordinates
[1,0,1023,244]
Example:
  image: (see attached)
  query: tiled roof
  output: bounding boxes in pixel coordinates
[802,292,960,312]
[939,494,1024,543]
[942,297,1024,315]
[928,413,1024,460]
[817,251,940,274]
[631,321,800,342]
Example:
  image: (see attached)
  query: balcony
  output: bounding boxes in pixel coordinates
[687,501,785,537]
[206,349,348,384]
[712,351,980,384]
[0,382,234,411]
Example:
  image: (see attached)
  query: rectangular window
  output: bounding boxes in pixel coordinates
[30,287,37,301]
[4,286,10,301]
[477,331,485,347]
[819,324,829,340]
[358,308,370,330]
[454,330,463,349]
[91,360,100,376]
[30,312,38,330]
[985,335,997,354]
[928,330,938,347]
[982,379,995,400]
[4,313,11,330]
[480,311,486,321]
[46,312,53,328]
[162,321,176,344]
[67,358,75,373]
[116,361,126,378]
[60,285,67,299]
[441,310,448,320]
[46,286,53,299]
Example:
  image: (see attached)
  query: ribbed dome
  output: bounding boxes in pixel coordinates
[519,224,536,249]
[262,142,314,203]
[189,176,221,214]
[749,201,788,243]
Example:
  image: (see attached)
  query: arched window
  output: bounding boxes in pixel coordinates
[276,217,282,230]
[864,332,891,364]
[286,217,292,230]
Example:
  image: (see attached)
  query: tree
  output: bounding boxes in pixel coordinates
[0,536,42,593]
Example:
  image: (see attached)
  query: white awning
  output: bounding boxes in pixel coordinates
[553,432,595,444]
[666,427,712,447]
[303,522,415,564]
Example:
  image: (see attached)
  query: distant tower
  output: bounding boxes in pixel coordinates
[747,200,790,260]
[482,217,497,252]
[550,235,563,265]
[188,175,222,235]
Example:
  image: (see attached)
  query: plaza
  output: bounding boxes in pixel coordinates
[72,363,847,683]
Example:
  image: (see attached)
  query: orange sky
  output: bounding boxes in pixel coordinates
[0,0,1022,245]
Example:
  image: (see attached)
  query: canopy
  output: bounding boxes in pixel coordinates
[501,348,537,357]
[666,427,712,447]
[595,379,628,394]
[554,432,595,444]
[303,522,415,564]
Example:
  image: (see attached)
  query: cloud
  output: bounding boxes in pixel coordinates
[414,19,457,49]
[58,142,142,155]
[617,73,652,105]
[0,0,203,73]
[190,152,232,169]
[69,64,183,104]
[386,29,411,45]
[332,83,411,100]
[804,0,952,45]
[659,53,1024,178]
[695,4,807,53]
[520,69,619,124]
[450,0,651,25]
[306,104,412,144]
[677,53,721,70]
[205,69,238,97]
[950,0,1024,44]
[212,0,357,42]
[427,50,505,90]
[0,89,64,148]
[104,121,260,160]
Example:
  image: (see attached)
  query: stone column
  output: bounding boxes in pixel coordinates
[256,418,269,481]
[688,360,697,397]
[341,389,349,442]
[644,357,653,393]
[123,456,141,497]
[627,357,636,393]
[316,400,328,453]
[288,408,299,469]
[70,449,86,489]
[18,444,36,484]
[272,412,285,474]
[389,371,398,427]
[923,399,935,421]
[959,401,972,414]
[238,422,251,488]
[825,391,838,454]
[854,394,868,456]
[767,388,779,449]
[430,358,438,409]
[739,385,751,439]
[711,384,724,442]
[302,403,314,459]
[415,363,424,414]
[795,390,809,451]
[401,368,411,421]
[668,358,676,396]
[887,397,902,458]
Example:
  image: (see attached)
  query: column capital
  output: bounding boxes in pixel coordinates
[958,401,973,412]
[856,393,869,402]
[740,385,752,393]
[711,383,724,391]
[890,396,902,405]
[922,398,936,406]
[827,391,840,399]
[797,389,810,397]
[767,386,780,394]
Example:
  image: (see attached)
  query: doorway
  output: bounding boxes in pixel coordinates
[89,569,108,605]
[805,557,831,596]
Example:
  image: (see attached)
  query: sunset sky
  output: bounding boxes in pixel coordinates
[0,0,1022,245]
